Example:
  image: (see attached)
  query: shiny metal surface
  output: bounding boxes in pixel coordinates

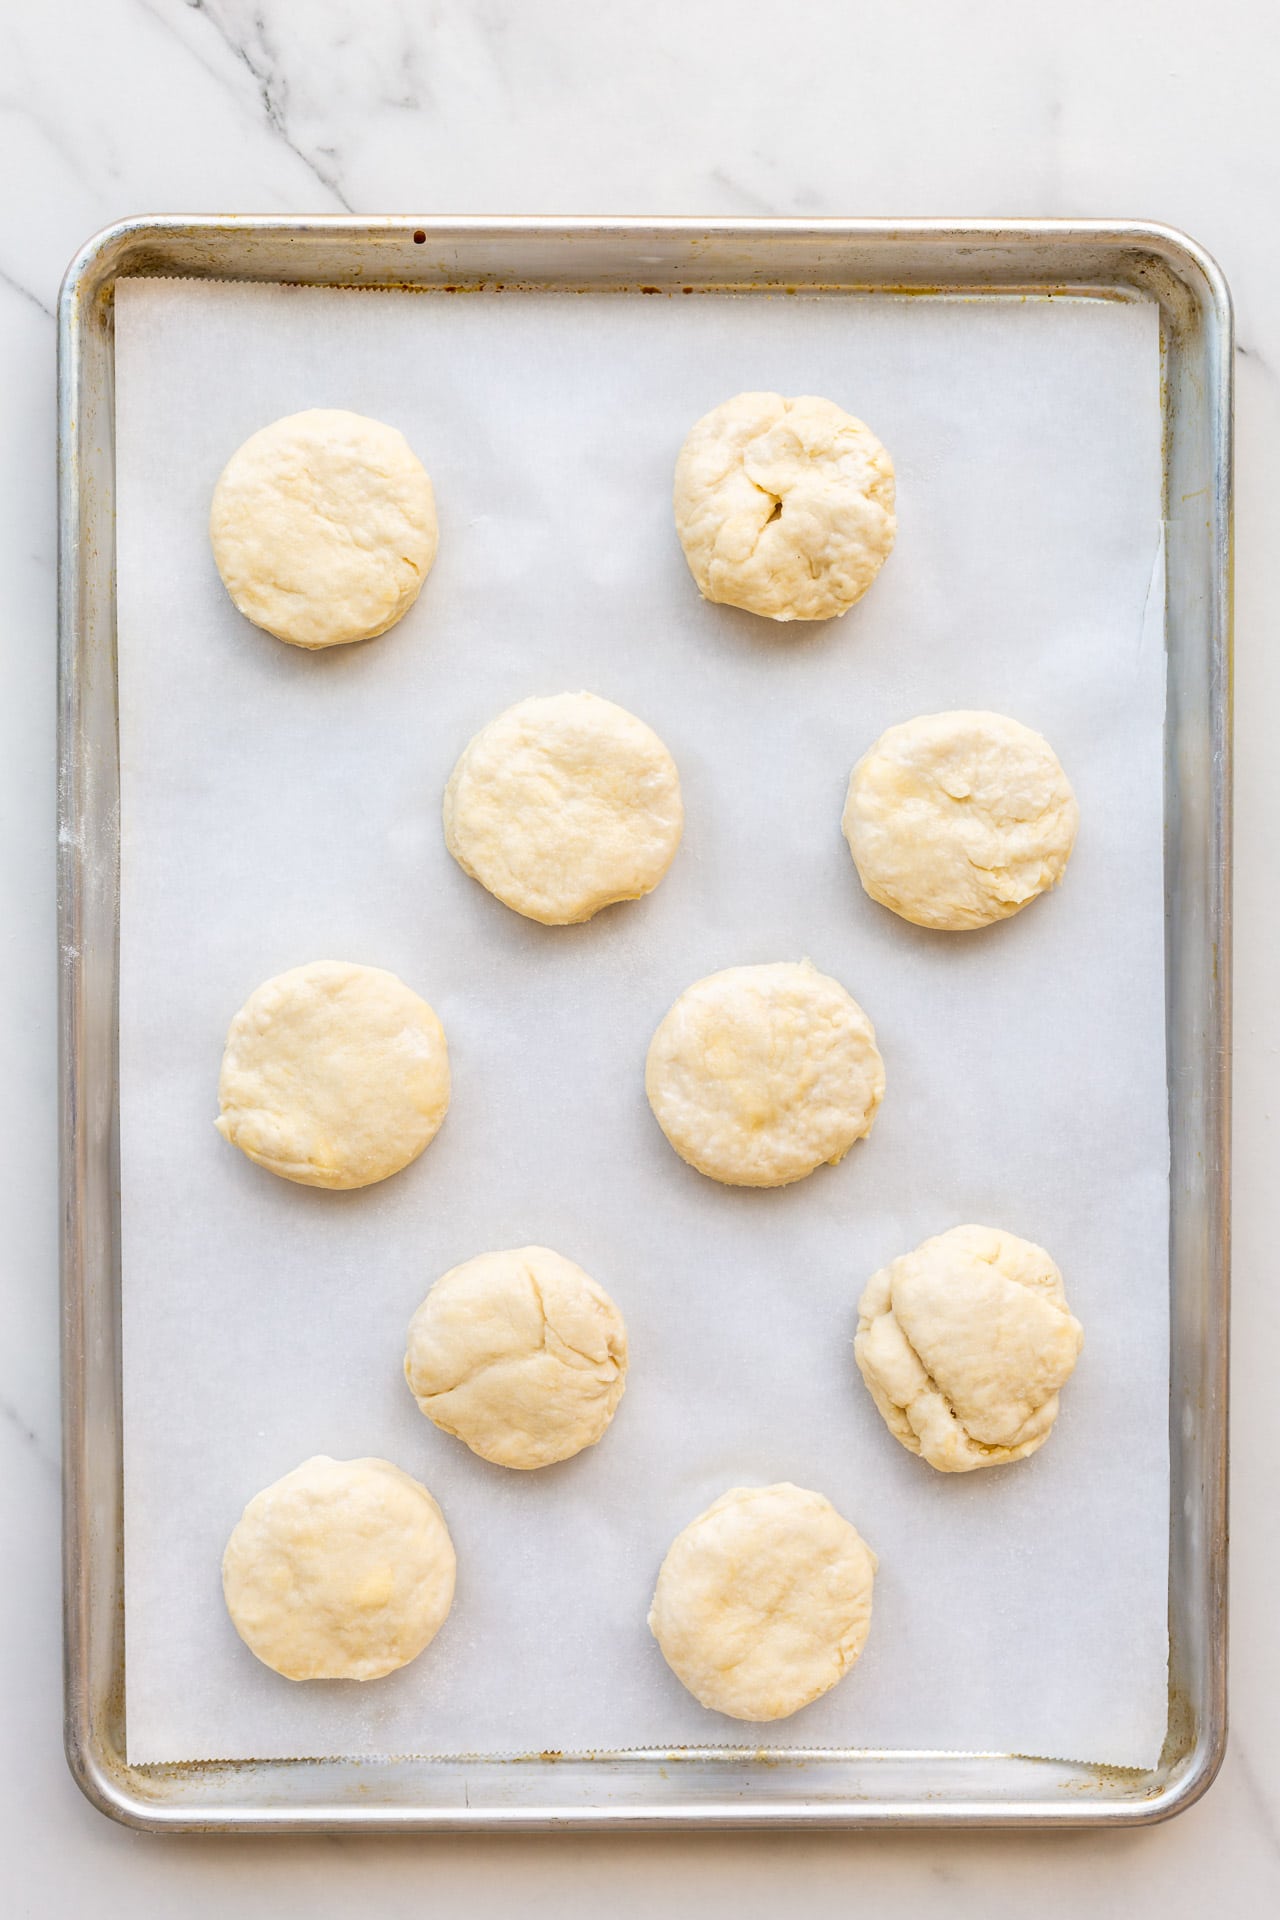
[57,217,1231,1831]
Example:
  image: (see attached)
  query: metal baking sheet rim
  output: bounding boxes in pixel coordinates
[57,216,1232,1832]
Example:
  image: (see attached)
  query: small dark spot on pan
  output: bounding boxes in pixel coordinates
[413,230,426,244]
[639,285,661,295]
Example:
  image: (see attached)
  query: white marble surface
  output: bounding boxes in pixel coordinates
[2,0,1277,1911]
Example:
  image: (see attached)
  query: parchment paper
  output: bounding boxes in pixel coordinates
[115,278,1168,1768]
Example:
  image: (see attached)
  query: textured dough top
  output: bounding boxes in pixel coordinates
[673,392,896,622]
[645,961,885,1188]
[221,1455,456,1682]
[855,1224,1084,1472]
[843,710,1079,931]
[648,1483,877,1721]
[210,409,438,648]
[405,1246,629,1470]
[443,692,683,925]
[215,960,450,1190]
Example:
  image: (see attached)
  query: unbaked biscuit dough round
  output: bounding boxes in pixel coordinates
[222,1455,456,1681]
[855,1224,1084,1472]
[673,392,896,622]
[405,1246,628,1469]
[842,710,1079,931]
[648,1483,877,1721]
[210,409,438,648]
[215,961,450,1190]
[443,692,684,925]
[644,961,884,1188]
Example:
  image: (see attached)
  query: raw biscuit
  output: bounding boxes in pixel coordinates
[221,1455,456,1681]
[644,960,884,1187]
[210,408,437,648]
[673,391,895,621]
[854,1224,1084,1472]
[648,1483,877,1720]
[405,1246,628,1469]
[842,710,1079,931]
[215,960,450,1190]
[444,692,684,925]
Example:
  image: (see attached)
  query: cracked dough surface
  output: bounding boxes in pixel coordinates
[855,1224,1084,1472]
[404,1246,628,1469]
[443,692,683,925]
[843,710,1079,931]
[645,960,884,1188]
[210,408,438,648]
[673,391,895,622]
[215,960,450,1190]
[221,1455,456,1682]
[648,1483,877,1721]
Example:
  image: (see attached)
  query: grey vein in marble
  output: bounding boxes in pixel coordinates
[135,0,353,209]
[1231,1738,1280,1863]
[189,0,354,207]
[0,265,54,320]
[708,165,778,214]
[0,1395,58,1482]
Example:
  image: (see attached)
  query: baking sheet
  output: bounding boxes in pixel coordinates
[114,278,1169,1769]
